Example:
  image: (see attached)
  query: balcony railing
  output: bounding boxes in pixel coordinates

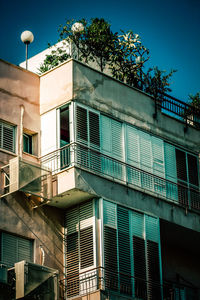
[40,143,200,211]
[155,92,200,128]
[60,267,199,299]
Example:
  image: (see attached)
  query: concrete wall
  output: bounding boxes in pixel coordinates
[0,59,40,163]
[40,59,73,115]
[72,60,200,153]
[0,192,64,277]
[73,168,200,233]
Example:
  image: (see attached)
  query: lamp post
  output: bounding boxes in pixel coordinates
[71,22,84,60]
[20,31,34,70]
[136,56,144,89]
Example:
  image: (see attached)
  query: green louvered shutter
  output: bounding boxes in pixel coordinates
[65,206,79,297]
[145,215,162,300]
[164,143,178,202]
[139,131,153,190]
[132,211,147,298]
[126,125,141,187]
[103,201,118,291]
[117,206,132,295]
[1,232,32,267]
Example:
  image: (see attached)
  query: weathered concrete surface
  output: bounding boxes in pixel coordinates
[0,192,64,274]
[72,60,200,153]
[40,59,73,115]
[74,168,200,233]
[0,59,40,162]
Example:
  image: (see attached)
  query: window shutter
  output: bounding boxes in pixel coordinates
[0,123,2,149]
[151,136,164,177]
[164,143,178,201]
[101,115,111,154]
[139,131,153,190]
[79,201,94,270]
[1,233,17,266]
[0,122,15,153]
[145,215,159,243]
[126,126,141,187]
[76,106,88,144]
[132,211,146,298]
[18,237,33,262]
[126,126,139,166]
[103,201,118,290]
[146,215,162,299]
[66,232,79,297]
[139,131,152,172]
[117,206,132,295]
[133,236,147,298]
[89,111,100,148]
[187,154,199,186]
[104,226,118,291]
[147,241,162,299]
[164,143,177,182]
[111,119,123,160]
[1,233,32,267]
[176,149,187,182]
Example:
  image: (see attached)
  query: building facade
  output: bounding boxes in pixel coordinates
[0,58,200,299]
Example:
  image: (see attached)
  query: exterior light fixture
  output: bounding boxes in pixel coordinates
[135,56,143,64]
[71,22,84,33]
[21,30,34,70]
[71,22,84,60]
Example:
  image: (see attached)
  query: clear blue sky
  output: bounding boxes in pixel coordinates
[0,0,199,102]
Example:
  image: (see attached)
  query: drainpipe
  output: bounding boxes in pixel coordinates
[40,245,45,266]
[19,105,25,158]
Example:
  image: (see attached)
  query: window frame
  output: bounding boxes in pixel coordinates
[0,120,15,153]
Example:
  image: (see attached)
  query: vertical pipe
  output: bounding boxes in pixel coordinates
[25,43,29,70]
[19,105,25,158]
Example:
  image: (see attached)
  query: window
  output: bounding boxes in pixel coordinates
[23,133,32,154]
[0,121,15,153]
[175,149,199,208]
[0,232,33,267]
[103,200,162,299]
[65,201,96,297]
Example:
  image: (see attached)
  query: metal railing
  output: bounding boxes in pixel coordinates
[60,267,199,299]
[156,92,200,128]
[40,143,200,211]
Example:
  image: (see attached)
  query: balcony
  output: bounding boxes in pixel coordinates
[40,143,200,212]
[60,267,199,299]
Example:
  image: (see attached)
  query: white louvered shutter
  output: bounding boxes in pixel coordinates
[126,125,141,187]
[151,136,166,196]
[101,115,124,180]
[139,131,153,190]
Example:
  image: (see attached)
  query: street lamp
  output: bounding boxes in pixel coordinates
[21,30,34,70]
[71,22,84,60]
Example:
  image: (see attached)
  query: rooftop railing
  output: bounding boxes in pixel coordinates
[60,266,199,299]
[40,142,200,212]
[154,92,200,129]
